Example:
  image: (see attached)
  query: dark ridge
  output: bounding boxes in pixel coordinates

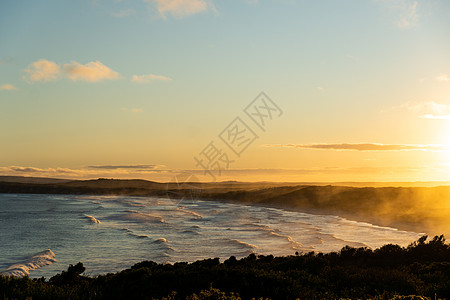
[0,176,74,184]
[1,235,449,299]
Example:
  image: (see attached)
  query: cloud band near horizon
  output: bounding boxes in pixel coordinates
[264,143,445,151]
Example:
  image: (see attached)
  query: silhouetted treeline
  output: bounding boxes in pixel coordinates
[1,235,450,299]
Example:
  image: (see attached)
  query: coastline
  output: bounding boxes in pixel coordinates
[1,178,449,236]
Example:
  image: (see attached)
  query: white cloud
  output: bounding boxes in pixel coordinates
[63,61,119,82]
[0,84,17,91]
[24,59,61,82]
[145,0,215,18]
[436,73,449,82]
[393,101,450,120]
[316,86,324,91]
[413,101,450,115]
[131,74,172,83]
[265,143,444,151]
[24,59,120,83]
[88,164,160,169]
[422,114,450,120]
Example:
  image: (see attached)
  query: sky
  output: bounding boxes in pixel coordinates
[0,0,450,182]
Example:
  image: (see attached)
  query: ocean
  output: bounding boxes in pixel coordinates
[0,193,422,278]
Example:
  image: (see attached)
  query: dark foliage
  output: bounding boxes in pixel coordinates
[1,235,450,299]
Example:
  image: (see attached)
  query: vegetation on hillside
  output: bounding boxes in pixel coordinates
[1,235,450,300]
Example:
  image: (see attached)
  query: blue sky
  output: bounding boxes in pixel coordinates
[1,0,449,182]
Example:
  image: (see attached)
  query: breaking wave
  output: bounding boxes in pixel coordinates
[84,215,101,224]
[223,238,258,250]
[176,207,203,219]
[110,210,165,223]
[129,232,149,239]
[0,194,423,278]
[1,249,57,277]
[152,238,174,253]
[154,238,169,244]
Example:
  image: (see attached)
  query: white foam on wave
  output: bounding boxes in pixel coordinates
[318,232,370,250]
[117,199,147,207]
[176,207,203,219]
[247,223,304,250]
[154,237,168,243]
[152,238,175,254]
[223,238,258,250]
[130,233,148,239]
[2,249,57,277]
[117,226,149,239]
[269,232,303,250]
[120,210,165,223]
[85,215,101,224]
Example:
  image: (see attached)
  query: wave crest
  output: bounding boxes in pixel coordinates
[176,207,203,219]
[2,249,57,277]
[85,215,101,224]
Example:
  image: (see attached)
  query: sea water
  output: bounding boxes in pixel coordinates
[0,193,422,278]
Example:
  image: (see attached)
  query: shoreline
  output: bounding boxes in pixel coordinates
[197,196,428,236]
[1,178,449,236]
[0,190,428,236]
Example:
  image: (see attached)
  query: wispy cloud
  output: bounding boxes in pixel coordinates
[376,0,420,29]
[265,143,444,151]
[5,166,78,174]
[1,165,448,182]
[131,74,172,83]
[0,165,170,180]
[9,166,43,173]
[0,84,17,91]
[422,114,450,120]
[24,59,119,83]
[88,164,162,170]
[436,73,450,82]
[145,0,216,19]
[394,101,450,120]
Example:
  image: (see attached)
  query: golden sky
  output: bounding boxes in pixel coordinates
[0,0,449,182]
